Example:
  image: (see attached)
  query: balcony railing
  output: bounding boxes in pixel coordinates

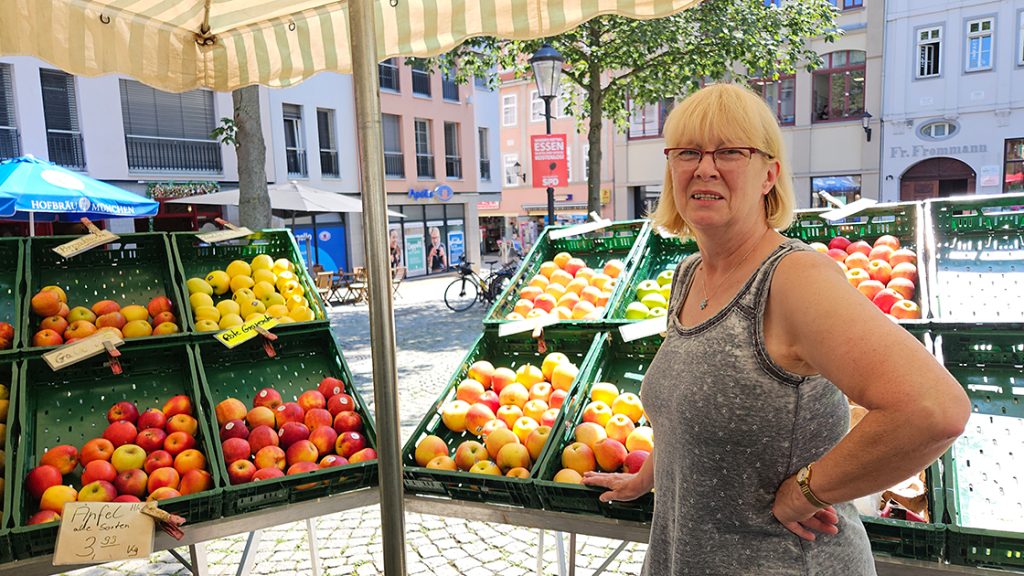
[479,158,491,181]
[384,152,405,178]
[445,155,462,179]
[416,153,434,179]
[0,126,20,160]
[286,148,307,177]
[47,129,86,170]
[320,150,339,178]
[126,135,222,173]
[412,70,431,97]
[442,78,459,102]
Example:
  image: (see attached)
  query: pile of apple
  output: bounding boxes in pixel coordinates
[413,353,580,477]
[0,321,12,350]
[215,377,376,485]
[551,382,653,483]
[23,395,211,525]
[504,252,625,322]
[187,255,316,333]
[810,235,920,320]
[623,268,674,320]
[29,286,178,347]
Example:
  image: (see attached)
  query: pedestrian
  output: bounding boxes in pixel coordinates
[581,83,969,575]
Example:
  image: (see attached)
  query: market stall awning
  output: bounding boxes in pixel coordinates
[168,181,405,218]
[0,0,700,93]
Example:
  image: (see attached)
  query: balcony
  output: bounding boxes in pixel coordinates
[320,150,339,178]
[0,127,20,160]
[47,130,86,170]
[479,158,491,181]
[384,152,405,178]
[125,135,222,173]
[286,148,307,177]
[442,77,459,102]
[416,153,434,179]
[445,155,462,179]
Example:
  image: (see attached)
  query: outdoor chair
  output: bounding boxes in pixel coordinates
[315,271,335,305]
[391,266,406,298]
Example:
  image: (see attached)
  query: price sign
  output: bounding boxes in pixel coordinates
[52,230,119,259]
[548,212,613,240]
[216,313,279,349]
[43,331,123,371]
[498,314,559,337]
[196,227,254,244]
[618,316,667,343]
[53,502,154,565]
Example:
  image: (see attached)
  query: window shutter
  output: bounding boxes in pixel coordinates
[0,64,14,128]
[382,114,401,153]
[40,69,78,132]
[317,109,334,150]
[120,79,213,139]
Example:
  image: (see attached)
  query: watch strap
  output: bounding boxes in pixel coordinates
[798,464,832,508]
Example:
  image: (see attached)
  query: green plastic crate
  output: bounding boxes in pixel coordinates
[194,325,377,517]
[10,341,223,561]
[933,326,1024,569]
[925,193,1024,322]
[0,360,18,564]
[0,238,23,356]
[22,233,187,353]
[534,332,658,522]
[482,220,650,327]
[607,232,698,323]
[860,459,946,562]
[170,229,327,334]
[782,202,928,322]
[401,328,604,509]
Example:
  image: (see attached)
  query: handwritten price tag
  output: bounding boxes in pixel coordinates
[618,316,667,343]
[53,502,154,565]
[52,230,119,259]
[216,313,279,349]
[43,330,123,371]
[196,227,254,244]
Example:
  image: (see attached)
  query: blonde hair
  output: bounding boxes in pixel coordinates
[651,83,795,238]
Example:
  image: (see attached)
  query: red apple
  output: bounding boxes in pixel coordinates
[147,466,180,492]
[112,495,141,503]
[137,408,167,431]
[214,398,248,426]
[103,421,138,448]
[890,262,918,284]
[857,279,886,301]
[144,450,173,474]
[173,449,206,476]
[27,510,62,525]
[275,402,306,428]
[887,277,916,300]
[219,419,249,442]
[286,461,319,476]
[81,460,118,485]
[162,394,193,418]
[163,431,196,456]
[135,428,168,453]
[248,425,279,455]
[477,390,501,414]
[221,437,252,463]
[624,450,650,474]
[147,296,173,318]
[319,454,348,468]
[78,480,117,502]
[308,426,339,455]
[304,408,333,430]
[80,438,115,465]
[826,248,849,263]
[114,468,148,498]
[285,439,319,466]
[107,401,139,425]
[278,422,310,449]
[25,464,63,500]
[349,448,377,463]
[456,379,486,404]
[317,377,345,398]
[866,260,892,285]
[868,245,895,263]
[228,460,257,484]
[453,440,488,471]
[179,469,213,495]
[335,431,366,459]
[147,487,182,501]
[845,240,871,256]
[252,388,283,410]
[40,444,79,474]
[828,236,851,251]
[297,390,326,413]
[890,299,922,320]
[464,403,496,436]
[254,445,287,471]
[326,393,355,416]
[872,289,903,314]
[252,467,285,481]
[549,389,568,410]
[166,414,199,436]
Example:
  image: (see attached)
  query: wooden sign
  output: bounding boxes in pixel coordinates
[216,313,280,349]
[53,501,154,565]
[196,227,254,244]
[43,331,124,371]
[548,212,613,240]
[618,316,667,343]
[498,314,559,337]
[52,229,119,259]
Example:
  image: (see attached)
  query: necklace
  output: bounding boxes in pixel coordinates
[699,228,771,310]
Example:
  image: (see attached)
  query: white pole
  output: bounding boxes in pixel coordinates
[29,211,34,237]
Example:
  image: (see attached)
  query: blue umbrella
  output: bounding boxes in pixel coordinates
[0,155,159,234]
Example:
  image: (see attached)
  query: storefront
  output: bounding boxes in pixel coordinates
[388,185,469,278]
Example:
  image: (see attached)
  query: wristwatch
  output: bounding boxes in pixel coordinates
[796,464,832,509]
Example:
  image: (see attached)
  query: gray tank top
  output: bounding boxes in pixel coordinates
[639,238,876,576]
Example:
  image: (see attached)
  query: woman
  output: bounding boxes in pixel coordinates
[389,228,403,269]
[581,84,969,575]
[427,226,448,273]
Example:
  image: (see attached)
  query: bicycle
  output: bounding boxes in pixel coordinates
[444,255,521,312]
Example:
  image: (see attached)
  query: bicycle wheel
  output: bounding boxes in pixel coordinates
[485,273,512,303]
[444,276,479,312]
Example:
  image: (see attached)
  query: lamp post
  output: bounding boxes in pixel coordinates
[861,111,873,142]
[529,43,564,228]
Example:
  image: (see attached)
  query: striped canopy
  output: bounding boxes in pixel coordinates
[0,0,700,93]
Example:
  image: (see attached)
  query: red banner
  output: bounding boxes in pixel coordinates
[531,134,568,189]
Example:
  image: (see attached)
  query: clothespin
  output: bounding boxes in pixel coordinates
[103,340,122,375]
[80,217,104,236]
[141,501,187,540]
[214,217,243,231]
[254,325,277,358]
[532,325,547,355]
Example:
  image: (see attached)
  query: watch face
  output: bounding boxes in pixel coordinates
[797,467,809,483]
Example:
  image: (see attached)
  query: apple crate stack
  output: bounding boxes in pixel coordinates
[0,238,24,356]
[0,360,19,564]
[606,232,698,323]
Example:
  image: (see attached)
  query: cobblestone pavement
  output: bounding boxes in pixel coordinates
[66,275,647,576]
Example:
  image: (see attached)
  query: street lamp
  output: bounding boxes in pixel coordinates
[862,111,873,142]
[529,43,564,228]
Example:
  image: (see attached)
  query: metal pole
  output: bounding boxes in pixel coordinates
[347,2,407,575]
[544,96,555,228]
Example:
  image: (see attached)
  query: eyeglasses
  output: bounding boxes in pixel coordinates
[663,147,773,170]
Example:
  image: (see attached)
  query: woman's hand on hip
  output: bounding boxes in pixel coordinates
[581,472,651,503]
[772,474,840,541]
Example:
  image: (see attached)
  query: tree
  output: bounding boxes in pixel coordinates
[229,86,271,229]
[424,0,839,215]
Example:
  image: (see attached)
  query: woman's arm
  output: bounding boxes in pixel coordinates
[580,447,655,502]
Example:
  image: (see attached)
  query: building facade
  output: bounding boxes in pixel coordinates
[881,0,1024,201]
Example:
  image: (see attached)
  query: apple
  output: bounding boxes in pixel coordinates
[163,431,196,457]
[335,431,366,459]
[285,439,319,466]
[278,422,311,448]
[574,422,608,449]
[468,460,502,476]
[81,460,118,485]
[137,408,167,430]
[582,401,613,427]
[253,445,287,471]
[248,425,279,454]
[532,293,556,313]
[121,304,149,323]
[593,437,629,472]
[589,382,619,406]
[63,320,97,341]
[528,382,552,403]
[67,306,97,324]
[286,461,320,477]
[317,376,346,398]
[308,426,339,456]
[253,388,283,410]
[523,399,548,422]
[524,426,551,461]
[561,442,597,475]
[479,419,508,437]
[845,268,869,288]
[27,510,62,525]
[297,390,327,413]
[219,420,249,442]
[889,248,917,267]
[604,414,636,444]
[868,245,895,263]
[426,455,457,470]
[857,279,886,301]
[624,450,650,474]
[828,236,851,251]
[247,406,277,428]
[890,262,918,284]
[453,440,488,471]
[215,398,248,425]
[40,485,78,513]
[512,417,539,444]
[332,411,363,434]
[31,290,63,317]
[162,394,193,418]
[112,495,141,503]
[326,393,355,416]
[456,379,486,404]
[611,393,644,423]
[349,448,377,463]
[111,444,147,472]
[495,442,532,473]
[41,444,79,474]
[477,390,501,414]
[844,252,870,271]
[499,383,529,409]
[144,450,173,474]
[25,464,63,500]
[549,389,568,410]
[484,427,520,460]
[890,299,922,320]
[887,277,916,300]
[467,360,496,388]
[626,426,655,453]
[845,240,871,256]
[440,400,471,433]
[179,469,214,495]
[78,480,117,502]
[550,363,579,392]
[275,402,306,428]
[490,367,517,395]
[540,408,559,428]
[147,487,182,501]
[32,329,63,347]
[130,429,164,455]
[866,260,892,285]
[252,468,286,481]
[152,311,176,327]
[464,403,496,436]
[96,312,127,330]
[872,289,903,314]
[148,466,180,492]
[79,438,114,465]
[496,405,524,429]
[147,296,173,318]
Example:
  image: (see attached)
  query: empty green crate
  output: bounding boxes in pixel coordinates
[10,341,223,560]
[607,232,697,323]
[933,326,1024,569]
[170,229,328,334]
[194,325,377,517]
[0,238,23,355]
[783,202,928,321]
[483,220,650,327]
[22,233,187,353]
[926,194,1024,322]
[534,332,658,522]
[401,328,604,509]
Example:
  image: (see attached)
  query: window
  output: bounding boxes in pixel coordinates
[503,154,520,186]
[811,175,862,207]
[1019,11,1024,66]
[478,128,490,181]
[966,18,994,71]
[414,118,434,178]
[1005,138,1024,194]
[283,103,306,177]
[583,144,590,181]
[919,120,958,141]
[382,113,404,178]
[317,108,339,178]
[442,71,459,102]
[917,27,942,78]
[444,122,461,179]
[40,69,85,169]
[812,50,866,122]
[474,74,489,89]
[0,64,19,160]
[119,79,221,174]
[628,98,673,138]
[827,0,862,9]
[411,61,431,97]
[379,58,400,92]
[530,90,544,122]
[502,94,517,126]
[751,76,796,124]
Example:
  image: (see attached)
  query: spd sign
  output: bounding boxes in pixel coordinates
[531,134,568,189]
